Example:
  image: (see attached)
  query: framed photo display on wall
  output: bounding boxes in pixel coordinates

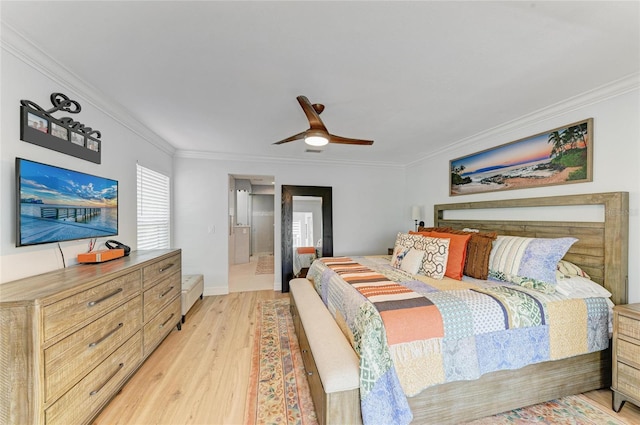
[20,93,102,164]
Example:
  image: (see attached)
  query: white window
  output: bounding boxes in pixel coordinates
[292,212,313,247]
[137,164,170,249]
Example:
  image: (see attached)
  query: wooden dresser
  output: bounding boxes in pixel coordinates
[612,303,640,412]
[0,249,182,425]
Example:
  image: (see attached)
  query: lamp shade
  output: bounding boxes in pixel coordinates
[411,205,421,220]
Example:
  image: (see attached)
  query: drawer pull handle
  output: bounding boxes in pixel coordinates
[87,288,123,307]
[89,323,124,348]
[160,313,175,329]
[159,263,175,273]
[302,349,308,353]
[159,286,175,298]
[307,371,313,376]
[89,362,124,396]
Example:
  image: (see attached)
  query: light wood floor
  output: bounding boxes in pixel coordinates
[94,291,640,425]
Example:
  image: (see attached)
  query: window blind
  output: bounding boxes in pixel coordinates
[137,164,170,249]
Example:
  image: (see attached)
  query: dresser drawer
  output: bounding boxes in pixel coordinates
[619,315,640,341]
[618,338,640,369]
[43,270,141,342]
[142,253,181,289]
[143,295,180,356]
[617,362,640,400]
[44,296,142,402]
[44,331,142,425]
[143,271,181,321]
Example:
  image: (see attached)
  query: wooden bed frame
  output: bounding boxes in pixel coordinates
[434,192,628,305]
[297,192,629,424]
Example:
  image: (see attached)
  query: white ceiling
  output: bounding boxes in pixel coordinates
[2,1,639,166]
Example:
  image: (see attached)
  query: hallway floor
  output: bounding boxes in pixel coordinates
[229,254,275,292]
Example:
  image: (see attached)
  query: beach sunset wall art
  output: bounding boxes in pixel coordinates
[450,118,593,196]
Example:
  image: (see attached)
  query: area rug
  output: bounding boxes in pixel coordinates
[244,299,318,425]
[255,255,274,275]
[463,393,626,424]
[245,299,624,425]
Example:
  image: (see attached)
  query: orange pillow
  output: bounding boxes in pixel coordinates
[409,231,431,237]
[428,231,471,280]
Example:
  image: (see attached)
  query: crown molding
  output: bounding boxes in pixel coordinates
[174,149,404,169]
[1,22,176,156]
[5,20,636,170]
[406,72,640,168]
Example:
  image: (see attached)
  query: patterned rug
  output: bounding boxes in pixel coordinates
[255,255,274,275]
[245,300,624,425]
[244,299,317,425]
[463,394,626,424]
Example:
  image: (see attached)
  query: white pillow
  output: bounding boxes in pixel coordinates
[399,248,425,275]
[555,275,612,299]
[390,245,410,268]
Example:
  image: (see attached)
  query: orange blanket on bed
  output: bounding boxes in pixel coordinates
[322,258,444,345]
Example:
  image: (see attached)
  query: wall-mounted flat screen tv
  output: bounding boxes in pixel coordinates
[16,158,118,247]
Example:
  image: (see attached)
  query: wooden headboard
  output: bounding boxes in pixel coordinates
[434,192,629,305]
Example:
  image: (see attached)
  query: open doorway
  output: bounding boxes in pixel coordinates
[228,174,275,292]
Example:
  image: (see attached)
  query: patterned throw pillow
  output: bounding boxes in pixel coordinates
[393,232,450,279]
[557,259,591,279]
[445,229,497,280]
[489,235,578,286]
[488,270,557,294]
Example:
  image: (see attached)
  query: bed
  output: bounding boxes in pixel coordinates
[294,246,317,276]
[298,192,629,425]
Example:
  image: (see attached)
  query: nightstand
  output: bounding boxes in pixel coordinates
[612,303,640,412]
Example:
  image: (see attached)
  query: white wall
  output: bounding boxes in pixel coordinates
[173,155,405,295]
[405,80,640,303]
[0,40,174,283]
[3,29,637,306]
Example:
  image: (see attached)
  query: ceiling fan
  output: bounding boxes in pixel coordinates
[273,96,374,147]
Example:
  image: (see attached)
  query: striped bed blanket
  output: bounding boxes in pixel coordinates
[306,255,610,425]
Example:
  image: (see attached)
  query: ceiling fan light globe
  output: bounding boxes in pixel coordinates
[305,135,329,146]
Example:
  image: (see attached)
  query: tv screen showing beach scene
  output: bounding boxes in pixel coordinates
[16,158,118,247]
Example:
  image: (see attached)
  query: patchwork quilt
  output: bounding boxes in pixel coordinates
[305,256,610,425]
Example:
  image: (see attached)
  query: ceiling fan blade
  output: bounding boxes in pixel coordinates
[297,96,326,131]
[329,134,374,145]
[273,131,307,145]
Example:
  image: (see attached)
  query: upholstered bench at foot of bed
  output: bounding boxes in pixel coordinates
[289,278,362,425]
[181,274,204,323]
